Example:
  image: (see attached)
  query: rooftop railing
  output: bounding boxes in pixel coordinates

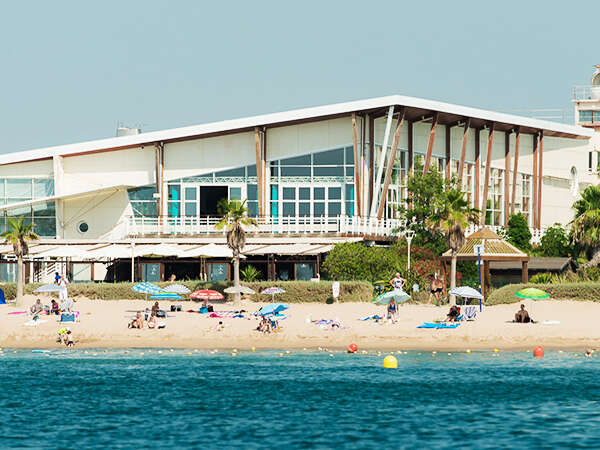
[573,85,600,101]
[125,215,403,238]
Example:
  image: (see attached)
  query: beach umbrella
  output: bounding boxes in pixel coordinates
[150,293,183,301]
[190,289,225,302]
[33,284,63,293]
[164,284,191,294]
[131,282,164,301]
[515,288,550,299]
[373,290,411,305]
[224,286,256,295]
[261,286,286,301]
[258,303,289,316]
[448,286,484,305]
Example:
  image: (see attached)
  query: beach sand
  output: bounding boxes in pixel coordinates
[2,295,600,351]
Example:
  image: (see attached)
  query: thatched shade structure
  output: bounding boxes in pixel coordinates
[440,227,529,297]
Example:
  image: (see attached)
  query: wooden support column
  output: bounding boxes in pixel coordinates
[254,127,263,216]
[368,116,375,212]
[377,108,406,219]
[458,118,471,180]
[484,260,491,293]
[445,124,451,179]
[351,113,361,216]
[510,127,521,215]
[408,121,414,176]
[474,128,480,209]
[537,131,544,229]
[262,127,268,217]
[521,260,529,283]
[532,133,539,228]
[504,131,511,227]
[422,112,439,174]
[480,123,495,225]
[154,142,164,218]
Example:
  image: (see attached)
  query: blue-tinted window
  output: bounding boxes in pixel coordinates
[328,202,341,216]
[314,166,344,177]
[283,187,295,200]
[6,179,31,198]
[34,179,54,198]
[280,155,311,166]
[345,147,354,164]
[168,185,180,201]
[281,166,310,177]
[313,149,344,165]
[247,184,258,201]
[299,188,310,200]
[283,202,295,216]
[580,110,593,122]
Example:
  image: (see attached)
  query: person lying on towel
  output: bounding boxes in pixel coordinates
[445,305,461,322]
[514,304,532,323]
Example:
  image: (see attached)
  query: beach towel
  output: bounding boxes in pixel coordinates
[418,322,460,329]
[8,311,27,315]
[60,314,75,323]
[24,319,47,327]
[359,315,382,321]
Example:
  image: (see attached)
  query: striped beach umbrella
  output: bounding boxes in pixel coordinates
[150,293,183,301]
[261,286,285,301]
[515,288,550,300]
[190,289,224,302]
[131,282,164,294]
[164,284,191,294]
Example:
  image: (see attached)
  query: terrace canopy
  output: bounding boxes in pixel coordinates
[440,227,529,297]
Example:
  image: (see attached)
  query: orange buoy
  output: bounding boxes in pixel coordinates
[348,343,358,353]
[533,346,544,358]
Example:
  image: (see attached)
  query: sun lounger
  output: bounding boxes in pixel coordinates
[464,306,477,320]
[359,315,382,321]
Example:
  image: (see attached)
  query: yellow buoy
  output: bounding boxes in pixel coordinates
[231,353,237,357]
[251,347,256,352]
[279,353,284,357]
[466,349,471,354]
[383,355,398,368]
[494,348,499,353]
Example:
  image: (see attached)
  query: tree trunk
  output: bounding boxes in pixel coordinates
[233,251,241,304]
[449,250,457,304]
[16,254,24,307]
[582,247,600,268]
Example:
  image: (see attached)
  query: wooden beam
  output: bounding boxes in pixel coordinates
[504,131,510,227]
[377,108,406,219]
[521,260,529,283]
[474,128,480,209]
[510,127,521,216]
[537,131,544,229]
[407,121,413,209]
[480,123,496,224]
[532,133,539,228]
[154,142,164,218]
[254,127,263,216]
[368,115,375,212]
[457,118,471,180]
[262,127,268,217]
[422,112,439,174]
[445,124,451,179]
[360,115,367,216]
[351,113,361,216]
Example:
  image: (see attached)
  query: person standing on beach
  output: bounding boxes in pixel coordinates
[428,274,444,305]
[58,275,68,302]
[390,272,405,291]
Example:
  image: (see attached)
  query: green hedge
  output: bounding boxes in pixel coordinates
[2,280,374,303]
[487,282,600,305]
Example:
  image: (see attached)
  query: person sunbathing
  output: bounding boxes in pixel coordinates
[445,305,461,322]
[128,312,144,329]
[514,304,532,323]
[147,312,157,329]
[30,299,44,315]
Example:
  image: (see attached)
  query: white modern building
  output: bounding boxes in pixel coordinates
[0,94,594,283]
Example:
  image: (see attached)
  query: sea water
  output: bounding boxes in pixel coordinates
[1,349,599,449]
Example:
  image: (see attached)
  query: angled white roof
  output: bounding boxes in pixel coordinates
[0,94,592,166]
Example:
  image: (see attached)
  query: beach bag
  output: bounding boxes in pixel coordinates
[60,314,75,322]
[156,310,166,318]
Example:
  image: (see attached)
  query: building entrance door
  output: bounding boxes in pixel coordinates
[200,186,228,216]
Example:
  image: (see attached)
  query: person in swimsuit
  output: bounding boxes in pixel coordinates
[387,299,398,323]
[151,302,160,316]
[445,305,461,322]
[147,312,157,329]
[65,330,74,347]
[514,304,532,323]
[428,274,444,305]
[390,273,406,291]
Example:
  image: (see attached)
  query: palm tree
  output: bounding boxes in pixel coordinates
[216,199,257,303]
[428,187,479,299]
[572,184,600,268]
[1,217,39,306]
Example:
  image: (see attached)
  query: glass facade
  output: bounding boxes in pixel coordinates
[0,178,56,237]
[579,110,600,124]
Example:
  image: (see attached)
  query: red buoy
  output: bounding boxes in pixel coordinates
[348,343,358,353]
[533,346,544,358]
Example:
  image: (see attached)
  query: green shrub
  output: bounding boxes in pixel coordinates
[535,224,571,257]
[3,280,374,303]
[506,213,532,253]
[487,282,600,305]
[529,272,553,284]
[240,265,261,282]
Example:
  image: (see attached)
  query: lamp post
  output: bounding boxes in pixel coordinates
[405,229,415,271]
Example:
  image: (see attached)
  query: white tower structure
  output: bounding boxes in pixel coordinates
[573,66,600,173]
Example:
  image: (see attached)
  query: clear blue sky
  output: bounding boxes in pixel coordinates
[1,0,597,153]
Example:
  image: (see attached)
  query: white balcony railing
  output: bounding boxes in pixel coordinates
[573,85,600,101]
[125,215,402,238]
[465,224,545,245]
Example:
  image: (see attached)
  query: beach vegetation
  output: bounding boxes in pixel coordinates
[240,265,261,282]
[571,184,600,267]
[533,223,571,257]
[216,199,257,302]
[427,185,479,299]
[506,213,532,253]
[487,281,600,305]
[1,217,38,306]
[0,280,373,303]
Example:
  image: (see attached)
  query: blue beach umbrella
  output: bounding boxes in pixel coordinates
[131,282,164,294]
[150,293,182,301]
[33,284,63,293]
[258,303,289,316]
[373,290,410,305]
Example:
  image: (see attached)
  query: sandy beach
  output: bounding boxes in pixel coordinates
[2,295,600,351]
